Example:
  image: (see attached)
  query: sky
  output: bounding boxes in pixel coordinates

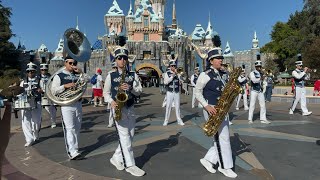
[3,0,304,52]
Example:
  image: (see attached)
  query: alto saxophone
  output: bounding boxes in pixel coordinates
[203,67,243,136]
[114,66,128,121]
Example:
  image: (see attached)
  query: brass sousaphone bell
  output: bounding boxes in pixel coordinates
[45,28,92,106]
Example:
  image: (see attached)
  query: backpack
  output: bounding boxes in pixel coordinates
[90,74,98,85]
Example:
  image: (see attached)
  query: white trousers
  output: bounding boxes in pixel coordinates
[21,102,42,143]
[248,91,267,121]
[111,107,136,167]
[236,89,248,109]
[61,101,82,157]
[192,88,202,108]
[44,105,57,124]
[203,108,233,169]
[290,87,309,113]
[108,109,114,126]
[164,91,183,124]
[162,96,175,108]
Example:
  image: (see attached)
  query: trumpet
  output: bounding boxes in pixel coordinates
[307,68,317,73]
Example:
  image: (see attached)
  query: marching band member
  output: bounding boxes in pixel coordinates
[163,60,184,126]
[194,47,237,178]
[20,62,42,147]
[248,57,271,124]
[191,67,201,108]
[235,69,249,111]
[103,47,145,177]
[106,61,118,128]
[39,63,57,128]
[51,56,83,160]
[289,54,312,116]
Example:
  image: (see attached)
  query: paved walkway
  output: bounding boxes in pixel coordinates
[2,87,320,179]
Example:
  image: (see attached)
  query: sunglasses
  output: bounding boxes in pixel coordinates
[41,69,48,71]
[27,70,35,73]
[117,55,128,61]
[67,61,77,66]
[170,65,176,67]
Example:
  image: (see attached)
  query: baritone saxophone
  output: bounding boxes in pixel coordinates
[203,67,243,136]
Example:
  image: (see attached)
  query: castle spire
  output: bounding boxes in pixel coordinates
[172,0,177,29]
[128,0,134,16]
[76,16,79,30]
[252,31,259,49]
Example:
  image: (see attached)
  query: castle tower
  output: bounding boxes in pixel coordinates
[252,31,259,49]
[204,13,214,46]
[126,1,135,40]
[172,0,177,29]
[104,0,125,35]
[251,31,260,70]
[135,0,141,11]
[76,16,79,30]
[223,41,235,67]
[158,10,164,39]
[150,0,166,18]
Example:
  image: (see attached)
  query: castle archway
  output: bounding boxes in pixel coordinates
[135,63,162,77]
[135,63,162,87]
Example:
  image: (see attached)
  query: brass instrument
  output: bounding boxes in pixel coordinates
[203,67,243,136]
[114,63,129,121]
[177,67,184,75]
[45,28,91,106]
[225,63,233,73]
[307,68,317,73]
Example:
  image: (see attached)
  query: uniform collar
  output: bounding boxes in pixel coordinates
[210,66,219,73]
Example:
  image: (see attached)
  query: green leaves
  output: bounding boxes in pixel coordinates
[262,0,320,77]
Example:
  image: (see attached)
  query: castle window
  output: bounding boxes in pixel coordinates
[144,33,149,42]
[143,51,151,59]
[144,16,149,27]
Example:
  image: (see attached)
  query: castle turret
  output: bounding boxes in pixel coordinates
[104,0,125,35]
[252,31,259,49]
[126,1,135,40]
[172,0,177,29]
[150,0,165,18]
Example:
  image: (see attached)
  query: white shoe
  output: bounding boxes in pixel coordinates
[218,167,237,178]
[178,120,185,126]
[70,152,81,160]
[110,157,124,170]
[125,166,145,176]
[244,107,249,111]
[163,121,168,126]
[248,120,253,124]
[289,109,294,115]
[302,111,312,116]
[51,124,57,128]
[24,141,34,147]
[260,120,271,124]
[235,107,239,110]
[200,158,216,173]
[107,124,113,128]
[229,121,233,125]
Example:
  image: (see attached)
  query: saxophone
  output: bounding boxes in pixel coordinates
[114,65,129,121]
[203,67,243,136]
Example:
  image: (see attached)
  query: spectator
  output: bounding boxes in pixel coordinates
[313,79,320,96]
[93,68,105,107]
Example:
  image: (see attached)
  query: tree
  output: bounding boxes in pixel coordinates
[262,0,320,74]
[0,0,19,72]
[303,37,320,79]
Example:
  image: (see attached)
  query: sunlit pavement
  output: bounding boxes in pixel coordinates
[3,87,320,180]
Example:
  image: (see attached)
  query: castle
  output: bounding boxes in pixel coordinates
[18,0,266,79]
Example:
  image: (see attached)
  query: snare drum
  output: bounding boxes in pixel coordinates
[14,95,36,110]
[41,96,52,106]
